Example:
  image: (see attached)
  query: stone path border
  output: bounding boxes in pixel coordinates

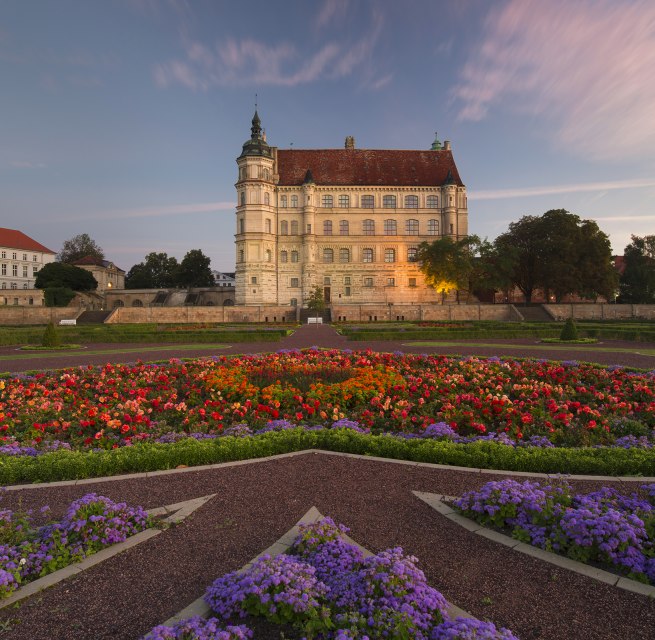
[414,491,655,599]
[4,449,653,493]
[160,506,473,631]
[0,493,215,611]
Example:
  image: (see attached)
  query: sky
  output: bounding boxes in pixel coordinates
[2,0,655,273]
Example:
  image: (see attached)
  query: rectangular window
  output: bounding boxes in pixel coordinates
[338,195,349,208]
[322,195,333,208]
[384,249,396,263]
[33,255,37,262]
[428,219,439,235]
[339,248,350,263]
[364,277,373,287]
[1,251,5,259]
[307,224,312,234]
[344,276,351,285]
[12,253,16,260]
[339,220,349,235]
[251,277,257,285]
[290,278,299,288]
[384,219,397,235]
[362,248,374,263]
[406,219,419,235]
[405,195,418,208]
[1,265,5,275]
[22,266,27,277]
[22,254,27,261]
[239,218,245,234]
[291,251,299,263]
[387,277,395,287]
[281,195,288,208]
[345,286,351,297]
[324,277,331,285]
[363,219,375,235]
[361,195,374,208]
[383,195,396,208]
[290,298,297,307]
[265,219,271,233]
[12,265,18,277]
[323,220,333,235]
[427,195,439,208]
[409,278,417,287]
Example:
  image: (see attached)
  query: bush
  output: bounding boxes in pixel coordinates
[560,318,579,341]
[44,287,76,307]
[41,321,61,348]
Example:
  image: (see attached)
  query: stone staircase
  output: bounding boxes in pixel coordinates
[76,310,113,324]
[517,305,554,322]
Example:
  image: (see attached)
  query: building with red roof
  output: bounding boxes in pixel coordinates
[0,228,56,305]
[234,113,468,306]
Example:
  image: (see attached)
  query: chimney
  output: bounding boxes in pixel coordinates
[443,140,451,150]
[345,136,355,149]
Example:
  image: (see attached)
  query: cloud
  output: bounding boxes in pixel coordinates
[469,178,655,200]
[9,160,46,169]
[315,0,350,29]
[154,10,386,89]
[453,0,655,161]
[60,201,234,223]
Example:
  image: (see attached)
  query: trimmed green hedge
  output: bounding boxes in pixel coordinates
[2,430,653,485]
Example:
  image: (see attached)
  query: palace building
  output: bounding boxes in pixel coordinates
[235,112,468,306]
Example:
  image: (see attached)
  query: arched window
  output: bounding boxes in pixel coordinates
[132,299,143,307]
[223,299,235,306]
[406,219,419,235]
[280,250,288,263]
[362,219,375,235]
[281,195,288,208]
[361,195,374,208]
[240,192,245,206]
[291,250,299,263]
[264,192,270,205]
[427,195,439,208]
[384,219,397,235]
[322,195,333,208]
[407,247,418,262]
[405,195,418,208]
[338,195,350,208]
[291,195,298,208]
[290,220,299,235]
[280,220,288,235]
[113,300,124,308]
[428,219,439,235]
[362,248,374,263]
[339,248,350,263]
[339,220,349,235]
[384,248,396,263]
[323,248,334,263]
[323,220,333,235]
[383,195,396,208]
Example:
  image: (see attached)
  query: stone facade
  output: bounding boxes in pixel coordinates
[0,228,56,297]
[235,113,468,307]
[104,287,236,310]
[72,257,125,293]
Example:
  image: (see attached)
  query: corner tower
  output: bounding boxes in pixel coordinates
[235,111,278,305]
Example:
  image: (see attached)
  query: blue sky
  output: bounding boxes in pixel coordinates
[2,0,654,273]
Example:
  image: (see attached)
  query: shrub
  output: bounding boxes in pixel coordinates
[41,321,61,348]
[560,318,579,341]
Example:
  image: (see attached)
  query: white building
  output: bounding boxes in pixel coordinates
[234,112,468,306]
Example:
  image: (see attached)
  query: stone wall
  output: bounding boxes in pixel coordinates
[105,305,298,324]
[331,304,516,322]
[545,304,655,321]
[0,307,81,325]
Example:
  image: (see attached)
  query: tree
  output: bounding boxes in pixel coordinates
[35,262,98,292]
[417,236,479,303]
[125,252,179,289]
[175,249,215,287]
[306,286,325,320]
[618,235,655,303]
[58,233,104,264]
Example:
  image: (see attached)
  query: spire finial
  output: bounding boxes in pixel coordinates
[255,93,258,110]
[431,131,442,151]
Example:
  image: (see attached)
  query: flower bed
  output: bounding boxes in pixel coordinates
[0,492,150,598]
[0,350,653,453]
[145,518,518,640]
[454,480,655,585]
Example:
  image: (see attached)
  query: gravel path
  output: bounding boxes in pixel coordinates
[1,453,654,640]
[1,325,654,639]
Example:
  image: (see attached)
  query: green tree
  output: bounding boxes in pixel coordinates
[175,249,215,287]
[618,235,655,303]
[42,321,61,347]
[58,233,104,264]
[35,262,98,292]
[125,252,179,289]
[306,285,326,320]
[417,236,479,303]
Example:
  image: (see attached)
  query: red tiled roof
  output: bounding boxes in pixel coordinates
[0,228,55,254]
[276,149,464,187]
[73,256,125,272]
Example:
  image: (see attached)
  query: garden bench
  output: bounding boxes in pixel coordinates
[58,319,77,325]
[307,317,323,324]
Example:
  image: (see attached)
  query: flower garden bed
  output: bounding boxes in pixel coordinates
[145,517,518,640]
[0,349,654,481]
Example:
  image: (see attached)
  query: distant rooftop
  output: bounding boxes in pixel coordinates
[0,228,56,254]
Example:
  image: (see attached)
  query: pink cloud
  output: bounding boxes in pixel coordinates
[453,0,655,161]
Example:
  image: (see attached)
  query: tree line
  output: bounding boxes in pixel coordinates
[418,209,655,304]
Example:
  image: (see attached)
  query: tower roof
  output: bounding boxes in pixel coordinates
[239,110,272,159]
[276,148,464,187]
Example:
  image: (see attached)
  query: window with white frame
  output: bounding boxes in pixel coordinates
[362,248,374,263]
[32,255,37,262]
[384,248,396,263]
[280,220,289,235]
[1,265,5,275]
[22,266,27,277]
[281,195,288,208]
[339,220,349,235]
[22,254,27,261]
[32,266,38,276]
[323,220,333,235]
[323,248,334,263]
[405,195,418,208]
[338,194,349,208]
[407,247,418,262]
[406,219,419,235]
[322,195,333,208]
[428,219,439,235]
[361,195,374,208]
[291,195,298,208]
[383,195,396,208]
[362,219,375,235]
[339,248,350,263]
[427,195,439,208]
[384,219,397,235]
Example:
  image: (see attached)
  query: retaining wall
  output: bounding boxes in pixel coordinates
[545,304,655,321]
